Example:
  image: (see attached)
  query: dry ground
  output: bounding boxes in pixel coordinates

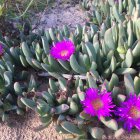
[0,111,64,140]
[0,111,140,140]
[33,3,86,31]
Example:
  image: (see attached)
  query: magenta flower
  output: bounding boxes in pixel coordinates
[116,94,140,132]
[50,40,75,60]
[81,88,115,119]
[0,44,4,56]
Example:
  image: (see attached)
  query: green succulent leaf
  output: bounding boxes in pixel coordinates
[89,127,104,139]
[55,125,69,134]
[42,92,54,105]
[61,121,84,136]
[110,56,117,72]
[70,54,87,74]
[49,79,58,92]
[28,75,36,92]
[109,73,119,91]
[20,55,29,67]
[85,42,96,63]
[68,100,79,115]
[39,115,52,124]
[123,49,133,68]
[87,72,97,88]
[21,98,37,110]
[41,36,50,55]
[101,117,118,131]
[124,74,134,95]
[21,42,33,58]
[133,41,140,59]
[14,82,22,95]
[104,28,115,50]
[55,104,69,114]
[115,68,136,75]
[134,76,140,95]
[58,77,67,91]
[4,71,13,87]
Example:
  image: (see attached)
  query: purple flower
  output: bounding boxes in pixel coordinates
[81,88,115,119]
[0,44,4,56]
[50,40,75,60]
[116,94,140,132]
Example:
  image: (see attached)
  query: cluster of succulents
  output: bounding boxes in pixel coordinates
[0,0,140,139]
[0,42,38,121]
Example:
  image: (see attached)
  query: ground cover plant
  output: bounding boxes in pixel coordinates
[0,0,140,139]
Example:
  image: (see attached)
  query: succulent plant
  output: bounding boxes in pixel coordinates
[0,0,140,139]
[1,17,135,82]
[20,72,134,139]
[16,22,140,136]
[80,0,91,10]
[85,0,140,26]
[19,75,106,139]
[0,42,38,121]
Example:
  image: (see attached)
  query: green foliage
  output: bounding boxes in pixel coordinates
[0,48,38,119]
[1,0,140,139]
[0,0,53,18]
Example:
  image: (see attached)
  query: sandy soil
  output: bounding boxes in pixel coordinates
[0,111,140,140]
[33,3,86,31]
[0,111,65,140]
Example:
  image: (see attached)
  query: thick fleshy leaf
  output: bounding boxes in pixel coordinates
[61,121,84,135]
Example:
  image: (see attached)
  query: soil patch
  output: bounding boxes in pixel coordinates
[33,3,86,31]
[0,111,65,140]
[0,111,139,140]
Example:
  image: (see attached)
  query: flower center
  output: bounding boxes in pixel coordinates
[129,106,140,119]
[91,98,103,111]
[60,50,68,56]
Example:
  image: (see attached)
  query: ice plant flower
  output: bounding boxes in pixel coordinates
[50,40,75,60]
[81,88,114,119]
[0,43,4,56]
[116,94,140,132]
